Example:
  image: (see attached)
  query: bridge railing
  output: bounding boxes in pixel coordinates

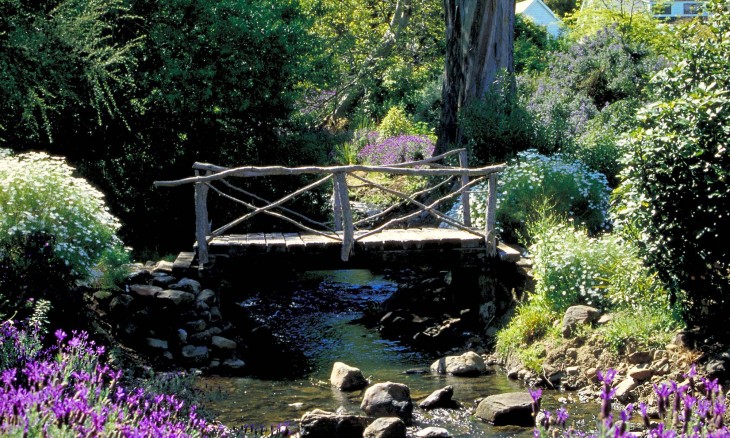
[154,148,504,265]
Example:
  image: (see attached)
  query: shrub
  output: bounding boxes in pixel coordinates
[530,219,616,311]
[448,150,610,243]
[460,76,540,165]
[377,106,415,138]
[495,296,557,360]
[0,152,123,302]
[614,0,730,333]
[529,213,673,313]
[523,26,657,153]
[0,323,229,437]
[357,135,435,166]
[600,307,682,353]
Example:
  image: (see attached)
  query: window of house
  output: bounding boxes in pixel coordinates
[683,2,701,14]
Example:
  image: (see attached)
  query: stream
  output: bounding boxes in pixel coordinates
[197,269,595,436]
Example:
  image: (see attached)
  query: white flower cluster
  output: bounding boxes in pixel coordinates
[445,150,611,236]
[530,221,614,309]
[0,152,122,280]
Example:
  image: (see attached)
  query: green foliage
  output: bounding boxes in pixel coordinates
[501,150,610,242]
[529,214,670,313]
[377,106,415,138]
[514,15,559,75]
[564,100,641,186]
[496,296,557,358]
[544,0,577,17]
[0,0,140,144]
[95,246,132,291]
[300,0,444,121]
[522,26,657,154]
[614,1,730,332]
[600,306,682,353]
[0,152,122,310]
[460,78,540,165]
[565,6,674,55]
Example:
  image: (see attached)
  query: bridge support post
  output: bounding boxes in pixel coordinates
[459,150,471,227]
[485,173,498,257]
[333,172,354,261]
[194,170,211,267]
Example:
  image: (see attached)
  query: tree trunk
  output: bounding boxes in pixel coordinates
[436,0,514,154]
[330,0,413,123]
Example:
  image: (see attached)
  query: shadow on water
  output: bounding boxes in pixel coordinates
[200,269,595,436]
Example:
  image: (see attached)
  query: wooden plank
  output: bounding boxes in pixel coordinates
[356,230,385,251]
[173,252,195,273]
[246,232,267,253]
[265,233,287,252]
[299,232,329,251]
[498,242,522,263]
[283,232,305,253]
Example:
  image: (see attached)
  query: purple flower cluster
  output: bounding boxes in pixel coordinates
[532,367,729,438]
[357,134,435,166]
[0,322,227,437]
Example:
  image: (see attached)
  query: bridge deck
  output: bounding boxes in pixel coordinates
[208,228,488,253]
[178,228,521,273]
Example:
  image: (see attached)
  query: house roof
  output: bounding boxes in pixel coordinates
[516,0,560,21]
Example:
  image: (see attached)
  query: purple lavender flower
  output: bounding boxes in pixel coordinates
[639,402,651,428]
[597,369,618,386]
[358,135,434,165]
[529,388,542,416]
[556,406,569,427]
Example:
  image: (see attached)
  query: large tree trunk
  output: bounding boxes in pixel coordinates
[436,0,514,154]
[330,0,413,123]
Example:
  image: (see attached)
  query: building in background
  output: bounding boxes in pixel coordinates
[516,0,563,38]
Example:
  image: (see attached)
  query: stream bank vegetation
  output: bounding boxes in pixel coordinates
[1,0,729,435]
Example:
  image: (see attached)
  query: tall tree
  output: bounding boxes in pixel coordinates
[436,0,514,155]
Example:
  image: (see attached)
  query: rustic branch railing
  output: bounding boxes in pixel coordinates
[154,148,503,266]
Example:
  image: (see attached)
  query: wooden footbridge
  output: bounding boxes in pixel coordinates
[155,149,519,273]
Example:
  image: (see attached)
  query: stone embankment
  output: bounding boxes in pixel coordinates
[92,261,245,372]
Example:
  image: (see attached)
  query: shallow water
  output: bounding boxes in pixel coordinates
[198,270,596,436]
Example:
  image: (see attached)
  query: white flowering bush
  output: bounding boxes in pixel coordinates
[446,150,610,242]
[0,152,122,295]
[529,214,672,313]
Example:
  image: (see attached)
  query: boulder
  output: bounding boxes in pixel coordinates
[211,336,237,350]
[299,409,369,438]
[93,290,114,307]
[186,319,207,332]
[475,392,533,426]
[197,289,217,305]
[181,345,208,363]
[419,386,456,409]
[177,329,188,343]
[157,290,195,306]
[152,261,174,274]
[614,377,637,402]
[360,382,413,421]
[430,351,487,376]
[628,364,653,381]
[561,305,600,337]
[170,278,201,294]
[330,362,368,391]
[363,417,406,438]
[222,358,245,370]
[129,284,162,298]
[146,338,169,350]
[627,351,653,364]
[109,294,134,315]
[415,427,450,438]
[151,275,176,287]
